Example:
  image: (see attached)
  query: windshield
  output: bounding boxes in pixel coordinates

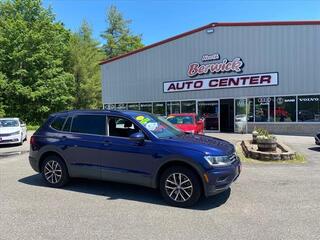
[0,119,19,127]
[133,113,183,139]
[167,115,194,125]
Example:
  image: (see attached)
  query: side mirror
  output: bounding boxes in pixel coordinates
[197,120,202,125]
[129,132,145,145]
[21,123,26,127]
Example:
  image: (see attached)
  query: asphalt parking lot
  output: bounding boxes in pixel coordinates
[1,132,320,240]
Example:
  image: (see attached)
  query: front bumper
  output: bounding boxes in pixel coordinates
[0,134,21,145]
[204,158,241,197]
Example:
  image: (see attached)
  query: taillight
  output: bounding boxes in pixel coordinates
[30,136,36,146]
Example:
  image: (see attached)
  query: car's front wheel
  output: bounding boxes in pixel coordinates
[160,166,202,207]
[41,155,69,188]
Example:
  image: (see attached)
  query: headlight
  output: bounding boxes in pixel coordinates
[10,131,20,136]
[204,155,232,166]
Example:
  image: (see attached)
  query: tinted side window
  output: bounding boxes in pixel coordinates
[51,116,67,131]
[71,115,106,135]
[108,116,146,138]
[62,117,72,132]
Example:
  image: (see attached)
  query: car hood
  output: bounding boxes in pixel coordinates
[174,124,196,132]
[0,127,21,134]
[163,133,235,156]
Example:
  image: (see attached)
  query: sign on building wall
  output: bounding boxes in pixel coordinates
[164,53,278,93]
[164,72,278,93]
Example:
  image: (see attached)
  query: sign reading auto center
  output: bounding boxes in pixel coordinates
[163,53,278,93]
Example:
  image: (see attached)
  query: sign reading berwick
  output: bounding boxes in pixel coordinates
[163,53,278,93]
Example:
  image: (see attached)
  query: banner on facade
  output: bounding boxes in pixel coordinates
[163,72,278,93]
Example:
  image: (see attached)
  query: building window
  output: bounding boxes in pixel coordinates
[247,98,254,122]
[276,96,296,122]
[116,103,127,110]
[255,97,274,122]
[298,95,320,122]
[106,104,116,110]
[127,103,140,111]
[198,101,219,130]
[140,103,152,113]
[181,100,196,113]
[167,101,180,114]
[235,99,247,133]
[153,102,166,115]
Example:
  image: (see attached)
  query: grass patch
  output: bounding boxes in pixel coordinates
[236,142,306,164]
[27,125,40,131]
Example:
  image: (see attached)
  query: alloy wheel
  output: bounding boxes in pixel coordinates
[165,173,193,202]
[44,160,62,184]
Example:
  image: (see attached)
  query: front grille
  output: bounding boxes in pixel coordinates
[0,133,12,137]
[0,139,15,143]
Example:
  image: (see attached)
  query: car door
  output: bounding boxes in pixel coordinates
[61,114,107,180]
[100,115,160,187]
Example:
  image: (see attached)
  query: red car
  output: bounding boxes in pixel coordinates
[167,113,204,134]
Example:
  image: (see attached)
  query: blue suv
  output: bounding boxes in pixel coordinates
[29,110,241,207]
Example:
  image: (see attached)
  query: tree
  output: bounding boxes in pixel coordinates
[0,0,74,124]
[69,20,104,109]
[101,5,144,59]
[0,73,6,117]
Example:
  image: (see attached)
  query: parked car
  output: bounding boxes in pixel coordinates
[29,110,241,207]
[0,118,27,145]
[167,113,204,134]
[315,132,320,145]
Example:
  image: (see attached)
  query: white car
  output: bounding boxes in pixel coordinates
[0,118,27,145]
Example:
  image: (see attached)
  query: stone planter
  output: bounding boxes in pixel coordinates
[257,138,277,152]
[252,131,258,144]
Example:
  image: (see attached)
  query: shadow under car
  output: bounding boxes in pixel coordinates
[18,174,231,210]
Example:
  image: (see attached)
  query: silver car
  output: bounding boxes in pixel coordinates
[0,118,27,145]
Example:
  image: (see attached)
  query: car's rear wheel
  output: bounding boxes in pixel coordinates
[41,155,69,187]
[160,166,201,207]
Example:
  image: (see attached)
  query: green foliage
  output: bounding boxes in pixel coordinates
[0,0,75,124]
[0,1,143,124]
[101,5,144,59]
[69,21,104,109]
[254,128,276,140]
[0,73,6,117]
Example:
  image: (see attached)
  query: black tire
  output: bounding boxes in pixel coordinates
[41,155,69,188]
[160,166,202,207]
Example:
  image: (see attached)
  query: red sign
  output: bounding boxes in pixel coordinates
[164,73,278,93]
[187,57,244,77]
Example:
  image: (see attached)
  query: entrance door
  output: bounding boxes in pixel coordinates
[197,101,219,131]
[220,99,234,132]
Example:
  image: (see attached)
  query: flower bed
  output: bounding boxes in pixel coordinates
[241,140,296,161]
